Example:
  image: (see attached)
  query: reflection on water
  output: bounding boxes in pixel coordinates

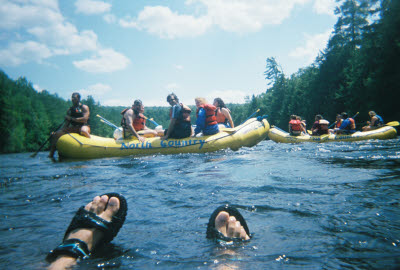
[0,138,399,269]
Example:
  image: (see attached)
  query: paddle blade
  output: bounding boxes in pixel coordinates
[386,121,399,127]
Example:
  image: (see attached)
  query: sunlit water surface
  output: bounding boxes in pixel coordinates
[1,139,400,269]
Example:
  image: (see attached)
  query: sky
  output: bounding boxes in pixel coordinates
[0,0,338,106]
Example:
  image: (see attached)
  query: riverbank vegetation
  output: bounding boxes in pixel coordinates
[0,0,398,153]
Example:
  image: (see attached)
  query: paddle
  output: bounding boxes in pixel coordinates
[240,109,260,125]
[143,115,160,127]
[30,120,66,157]
[386,121,399,127]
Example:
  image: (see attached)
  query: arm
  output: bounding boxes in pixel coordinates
[222,108,234,128]
[370,116,377,127]
[65,105,90,124]
[194,108,205,135]
[125,110,145,142]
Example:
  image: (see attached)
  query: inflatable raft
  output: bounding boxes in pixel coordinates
[268,125,397,143]
[56,118,270,159]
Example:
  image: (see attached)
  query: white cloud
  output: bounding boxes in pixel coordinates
[289,30,332,63]
[199,0,309,33]
[313,0,336,16]
[79,83,112,98]
[0,41,52,66]
[119,6,211,39]
[103,13,116,24]
[0,0,129,72]
[73,48,130,73]
[121,0,311,38]
[206,89,249,104]
[75,0,111,15]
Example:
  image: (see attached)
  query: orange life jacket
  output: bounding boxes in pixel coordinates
[196,104,218,126]
[121,108,146,131]
[289,119,301,131]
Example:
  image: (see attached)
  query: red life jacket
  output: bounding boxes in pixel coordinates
[348,118,356,130]
[289,119,301,131]
[335,119,342,128]
[121,108,146,131]
[196,104,217,126]
[132,112,146,131]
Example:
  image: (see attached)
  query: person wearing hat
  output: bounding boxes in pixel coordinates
[120,100,157,141]
[362,111,384,131]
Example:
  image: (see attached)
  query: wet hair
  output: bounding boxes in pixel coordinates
[290,115,297,120]
[72,92,81,100]
[167,93,179,102]
[315,114,323,120]
[214,97,226,108]
[133,99,142,106]
[341,112,348,119]
[369,110,376,116]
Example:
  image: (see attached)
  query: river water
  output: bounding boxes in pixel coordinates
[1,138,399,269]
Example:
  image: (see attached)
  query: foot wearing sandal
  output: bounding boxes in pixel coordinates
[206,205,251,243]
[47,193,127,270]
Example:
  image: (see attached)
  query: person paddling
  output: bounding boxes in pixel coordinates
[362,111,384,131]
[48,92,90,158]
[334,112,356,134]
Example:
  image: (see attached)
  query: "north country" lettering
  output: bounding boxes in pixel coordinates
[120,139,206,150]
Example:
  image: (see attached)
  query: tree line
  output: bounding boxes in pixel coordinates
[0,0,398,154]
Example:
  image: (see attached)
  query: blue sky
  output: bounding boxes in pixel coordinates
[0,0,337,106]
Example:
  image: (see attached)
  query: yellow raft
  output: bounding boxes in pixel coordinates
[57,118,270,159]
[268,125,397,143]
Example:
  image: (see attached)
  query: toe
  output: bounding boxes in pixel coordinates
[227,216,237,237]
[96,195,109,215]
[215,211,229,236]
[101,196,120,222]
[233,221,241,238]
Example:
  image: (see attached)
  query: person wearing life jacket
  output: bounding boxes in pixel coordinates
[194,97,219,136]
[49,92,91,158]
[162,93,192,140]
[288,115,303,136]
[362,111,384,131]
[329,114,342,134]
[297,116,307,135]
[121,99,157,140]
[311,114,329,135]
[336,112,356,134]
[213,98,234,128]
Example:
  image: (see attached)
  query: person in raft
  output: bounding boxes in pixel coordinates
[311,114,329,136]
[213,97,234,128]
[46,193,128,270]
[329,114,342,134]
[162,93,192,140]
[362,111,384,131]
[334,112,356,134]
[297,116,307,134]
[289,115,304,136]
[49,92,91,158]
[121,99,158,141]
[193,97,220,137]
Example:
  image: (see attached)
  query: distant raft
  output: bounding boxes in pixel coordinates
[268,125,397,143]
[56,118,270,159]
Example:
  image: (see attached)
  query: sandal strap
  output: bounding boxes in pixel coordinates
[64,206,112,240]
[214,229,250,243]
[46,238,90,262]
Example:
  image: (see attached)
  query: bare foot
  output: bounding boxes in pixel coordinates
[48,195,121,270]
[215,211,250,240]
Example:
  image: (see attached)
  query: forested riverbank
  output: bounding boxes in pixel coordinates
[1,0,399,154]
